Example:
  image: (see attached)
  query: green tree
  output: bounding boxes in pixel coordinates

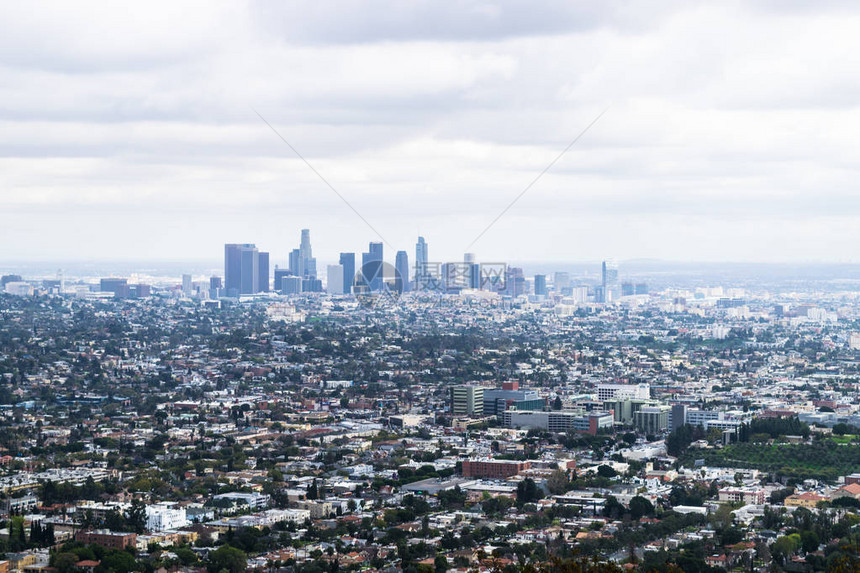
[53,553,79,573]
[96,550,138,573]
[206,545,247,573]
[8,516,26,551]
[546,470,571,495]
[628,496,654,520]
[126,499,147,534]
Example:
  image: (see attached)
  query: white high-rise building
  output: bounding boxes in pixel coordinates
[327,264,344,294]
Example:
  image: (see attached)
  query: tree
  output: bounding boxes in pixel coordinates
[552,396,563,410]
[434,555,448,573]
[126,499,147,534]
[53,553,79,573]
[801,530,820,554]
[9,516,25,551]
[772,534,801,564]
[547,470,571,495]
[97,550,138,573]
[516,478,543,506]
[628,496,654,520]
[206,545,248,573]
[596,465,617,479]
[105,509,127,532]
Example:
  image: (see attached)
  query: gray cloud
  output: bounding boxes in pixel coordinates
[1,0,859,264]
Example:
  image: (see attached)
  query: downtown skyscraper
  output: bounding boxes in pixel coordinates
[395,250,409,293]
[339,252,355,294]
[224,243,269,296]
[362,242,383,292]
[289,229,317,279]
[415,236,429,290]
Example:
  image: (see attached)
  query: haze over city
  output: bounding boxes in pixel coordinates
[4,1,860,263]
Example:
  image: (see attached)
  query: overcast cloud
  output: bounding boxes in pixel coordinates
[1,0,859,264]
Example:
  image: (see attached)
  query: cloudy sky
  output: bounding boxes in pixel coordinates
[2,1,860,265]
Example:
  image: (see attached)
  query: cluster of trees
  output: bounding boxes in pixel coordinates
[79,499,147,534]
[51,542,139,573]
[28,520,55,548]
[682,441,860,481]
[602,495,654,521]
[40,476,114,505]
[666,424,708,456]
[516,478,543,506]
[737,416,811,442]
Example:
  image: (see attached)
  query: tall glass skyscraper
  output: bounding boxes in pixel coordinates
[395,250,409,293]
[534,274,547,296]
[224,243,268,296]
[601,259,619,303]
[362,242,383,292]
[415,236,428,290]
[339,252,355,294]
[299,229,317,278]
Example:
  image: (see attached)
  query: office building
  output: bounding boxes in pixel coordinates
[298,229,317,278]
[339,253,355,294]
[327,264,344,294]
[600,259,619,303]
[462,459,531,479]
[288,249,301,277]
[464,253,480,289]
[534,274,547,296]
[273,267,291,294]
[1,275,22,288]
[554,272,570,291]
[182,274,192,295]
[501,410,614,435]
[634,406,671,434]
[258,251,269,293]
[224,243,269,296]
[506,267,526,297]
[128,284,150,298]
[604,398,660,424]
[361,242,384,292]
[483,381,545,416]
[671,404,687,431]
[415,236,429,290]
[395,250,409,293]
[302,278,323,293]
[282,276,303,295]
[450,385,484,416]
[209,276,222,298]
[597,383,650,401]
[100,278,129,298]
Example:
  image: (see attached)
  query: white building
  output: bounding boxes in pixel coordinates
[326,264,344,294]
[212,492,271,511]
[597,383,650,401]
[146,503,188,532]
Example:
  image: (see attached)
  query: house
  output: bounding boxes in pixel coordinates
[832,483,860,501]
[784,492,827,509]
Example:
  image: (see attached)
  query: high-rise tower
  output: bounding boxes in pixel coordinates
[224,243,268,296]
[415,236,428,290]
[395,250,409,293]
